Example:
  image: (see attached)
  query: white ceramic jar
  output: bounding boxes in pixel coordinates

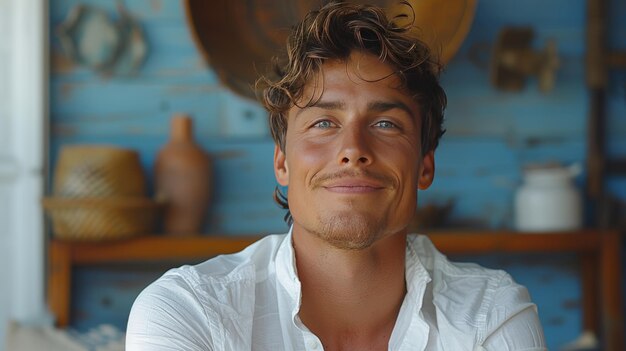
[514,164,582,232]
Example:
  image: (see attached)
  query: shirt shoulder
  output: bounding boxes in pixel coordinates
[408,234,545,348]
[126,267,220,350]
[191,233,287,281]
[126,233,288,351]
[409,234,511,290]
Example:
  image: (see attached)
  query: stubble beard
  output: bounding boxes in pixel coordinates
[310,211,386,250]
[303,170,395,249]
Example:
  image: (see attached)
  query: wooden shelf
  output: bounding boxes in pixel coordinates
[48,230,624,350]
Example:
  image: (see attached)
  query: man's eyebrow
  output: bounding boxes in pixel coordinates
[367,100,415,117]
[295,100,345,118]
[294,100,415,118]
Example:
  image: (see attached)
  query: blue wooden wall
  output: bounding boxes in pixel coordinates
[49,0,626,349]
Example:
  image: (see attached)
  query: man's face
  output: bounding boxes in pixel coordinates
[274,52,434,250]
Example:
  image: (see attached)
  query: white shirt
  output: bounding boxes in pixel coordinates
[127,231,546,350]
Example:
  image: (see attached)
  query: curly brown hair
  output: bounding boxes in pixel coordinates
[258,1,447,225]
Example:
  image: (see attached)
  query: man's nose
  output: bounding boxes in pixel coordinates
[337,125,373,166]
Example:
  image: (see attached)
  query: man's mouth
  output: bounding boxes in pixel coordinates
[322,178,386,193]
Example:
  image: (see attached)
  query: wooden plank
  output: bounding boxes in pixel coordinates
[429,231,603,254]
[69,235,261,263]
[54,231,608,265]
[600,230,624,351]
[48,241,72,327]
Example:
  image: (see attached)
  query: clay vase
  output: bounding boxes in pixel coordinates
[155,114,212,235]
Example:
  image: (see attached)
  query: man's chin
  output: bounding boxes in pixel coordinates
[313,213,385,250]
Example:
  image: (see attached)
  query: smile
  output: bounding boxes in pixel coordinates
[322,178,386,194]
[323,185,383,194]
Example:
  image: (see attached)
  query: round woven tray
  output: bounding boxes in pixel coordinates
[42,197,164,241]
[184,0,477,98]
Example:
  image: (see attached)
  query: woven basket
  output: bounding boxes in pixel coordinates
[42,197,163,241]
[53,145,146,197]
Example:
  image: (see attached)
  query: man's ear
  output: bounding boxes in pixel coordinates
[418,151,435,190]
[274,144,289,186]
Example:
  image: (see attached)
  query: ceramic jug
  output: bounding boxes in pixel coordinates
[514,163,582,232]
[155,114,212,235]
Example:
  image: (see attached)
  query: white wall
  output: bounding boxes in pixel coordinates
[0,0,15,346]
[0,0,49,349]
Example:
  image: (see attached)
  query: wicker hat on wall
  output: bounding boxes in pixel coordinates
[43,145,163,241]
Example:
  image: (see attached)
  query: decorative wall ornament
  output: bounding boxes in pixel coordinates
[490,27,559,92]
[57,2,148,76]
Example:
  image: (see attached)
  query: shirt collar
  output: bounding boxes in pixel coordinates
[389,235,433,350]
[274,230,434,341]
[275,226,303,321]
[405,235,432,304]
[276,231,432,288]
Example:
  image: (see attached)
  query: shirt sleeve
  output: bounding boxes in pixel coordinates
[480,273,547,351]
[126,273,219,351]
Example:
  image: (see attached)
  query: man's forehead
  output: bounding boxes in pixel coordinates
[296,54,408,107]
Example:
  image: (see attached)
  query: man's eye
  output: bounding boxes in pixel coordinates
[313,120,334,129]
[374,120,397,129]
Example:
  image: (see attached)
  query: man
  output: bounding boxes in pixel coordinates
[127,2,546,350]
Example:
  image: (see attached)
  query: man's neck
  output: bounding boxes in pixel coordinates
[292,226,408,350]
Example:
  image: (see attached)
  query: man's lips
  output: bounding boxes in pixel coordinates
[322,179,386,193]
[312,169,393,194]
